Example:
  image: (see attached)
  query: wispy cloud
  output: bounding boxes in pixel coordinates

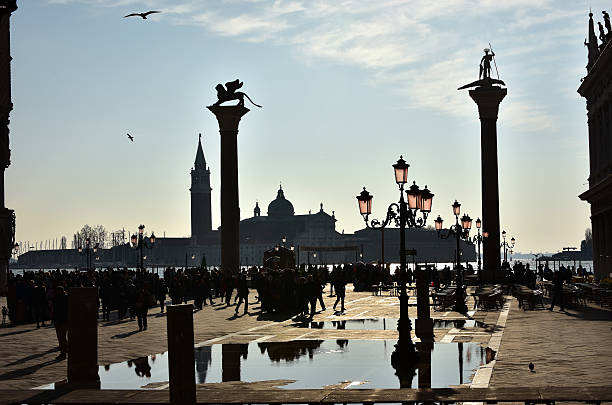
[47,0,588,131]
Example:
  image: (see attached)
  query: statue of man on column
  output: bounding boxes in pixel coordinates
[479,48,495,80]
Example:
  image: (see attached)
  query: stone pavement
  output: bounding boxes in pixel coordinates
[0,285,609,392]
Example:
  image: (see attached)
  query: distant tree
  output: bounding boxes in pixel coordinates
[60,236,67,250]
[73,224,107,248]
[580,227,593,259]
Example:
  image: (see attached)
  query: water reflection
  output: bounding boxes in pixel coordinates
[295,318,485,330]
[133,357,151,378]
[222,344,248,382]
[95,340,486,390]
[195,346,212,384]
[257,340,323,362]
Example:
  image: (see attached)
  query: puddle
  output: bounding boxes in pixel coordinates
[88,340,486,389]
[293,318,486,330]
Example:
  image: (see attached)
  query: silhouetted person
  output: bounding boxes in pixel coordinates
[235,275,248,315]
[549,272,565,312]
[134,287,150,331]
[333,271,346,312]
[1,305,7,325]
[53,286,68,360]
[156,279,167,313]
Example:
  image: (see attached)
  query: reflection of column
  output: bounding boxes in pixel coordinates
[208,105,249,274]
[458,342,464,385]
[416,341,433,389]
[167,304,195,404]
[222,344,248,382]
[0,1,17,296]
[195,346,212,384]
[469,86,506,281]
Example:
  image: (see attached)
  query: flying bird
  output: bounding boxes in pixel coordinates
[127,133,134,142]
[529,362,535,372]
[123,11,161,19]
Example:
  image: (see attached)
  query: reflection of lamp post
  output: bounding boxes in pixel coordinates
[356,156,434,372]
[131,224,156,271]
[434,200,472,314]
[500,230,515,265]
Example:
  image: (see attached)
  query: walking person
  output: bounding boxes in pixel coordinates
[53,286,68,360]
[333,270,346,312]
[549,271,565,312]
[134,286,150,331]
[235,274,249,315]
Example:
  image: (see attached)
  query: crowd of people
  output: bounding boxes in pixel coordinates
[4,262,395,330]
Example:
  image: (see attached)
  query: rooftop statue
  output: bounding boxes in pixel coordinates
[598,21,607,43]
[604,11,611,36]
[213,79,262,108]
[458,47,506,90]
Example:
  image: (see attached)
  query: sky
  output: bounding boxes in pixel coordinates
[6,0,604,254]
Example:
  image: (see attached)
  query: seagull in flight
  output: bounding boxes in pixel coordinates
[124,11,161,19]
[127,133,134,142]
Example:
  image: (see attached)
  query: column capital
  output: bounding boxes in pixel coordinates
[207,105,249,132]
[469,86,507,120]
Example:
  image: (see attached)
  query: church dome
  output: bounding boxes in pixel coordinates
[267,186,295,218]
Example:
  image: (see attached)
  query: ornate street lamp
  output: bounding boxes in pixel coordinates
[500,230,516,265]
[469,218,483,271]
[356,156,433,369]
[434,200,471,314]
[131,224,156,271]
[77,237,97,270]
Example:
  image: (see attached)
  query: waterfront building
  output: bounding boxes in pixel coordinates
[16,137,474,269]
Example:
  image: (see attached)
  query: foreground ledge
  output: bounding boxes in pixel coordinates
[1,387,612,404]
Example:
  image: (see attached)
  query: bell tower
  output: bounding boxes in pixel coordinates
[190,133,212,242]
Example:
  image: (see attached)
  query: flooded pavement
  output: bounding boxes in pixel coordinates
[291,318,486,330]
[93,340,487,389]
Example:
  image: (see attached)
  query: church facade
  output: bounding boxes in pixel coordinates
[17,136,474,269]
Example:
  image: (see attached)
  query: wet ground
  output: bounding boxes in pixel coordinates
[74,340,487,390]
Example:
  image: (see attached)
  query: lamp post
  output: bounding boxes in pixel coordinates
[434,200,472,314]
[356,156,434,368]
[500,230,515,266]
[77,238,98,270]
[470,218,483,271]
[130,224,156,271]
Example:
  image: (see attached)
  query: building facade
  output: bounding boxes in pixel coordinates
[578,11,612,281]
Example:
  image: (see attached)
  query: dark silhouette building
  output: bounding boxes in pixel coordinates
[0,1,17,295]
[578,11,612,281]
[16,136,475,269]
[190,134,213,243]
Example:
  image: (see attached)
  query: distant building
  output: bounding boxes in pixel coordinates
[16,137,475,269]
[578,11,612,281]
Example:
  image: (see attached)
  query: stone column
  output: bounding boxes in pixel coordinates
[469,86,506,281]
[67,287,100,389]
[167,304,195,405]
[0,1,17,296]
[207,105,249,274]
